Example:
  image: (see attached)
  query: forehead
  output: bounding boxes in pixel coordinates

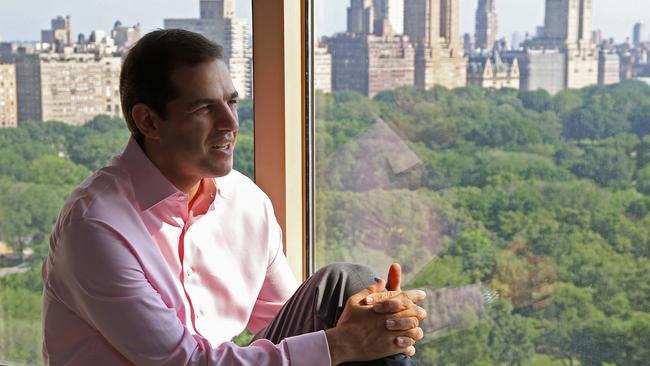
[169,59,235,100]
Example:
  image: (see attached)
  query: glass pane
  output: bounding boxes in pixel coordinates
[0,1,253,363]
[313,1,650,365]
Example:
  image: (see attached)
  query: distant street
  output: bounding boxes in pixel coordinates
[0,262,30,278]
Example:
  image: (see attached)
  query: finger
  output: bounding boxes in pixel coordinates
[372,292,418,313]
[395,336,415,348]
[385,317,419,331]
[364,289,400,305]
[386,263,401,292]
[393,305,427,321]
[404,289,426,303]
[402,327,424,342]
[404,346,416,357]
[351,278,386,304]
[365,289,426,306]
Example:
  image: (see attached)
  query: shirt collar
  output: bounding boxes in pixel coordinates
[114,138,226,211]
[113,137,182,210]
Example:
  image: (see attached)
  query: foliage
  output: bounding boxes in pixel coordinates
[315,82,650,365]
[4,81,650,365]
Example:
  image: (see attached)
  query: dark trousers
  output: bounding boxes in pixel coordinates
[254,263,415,366]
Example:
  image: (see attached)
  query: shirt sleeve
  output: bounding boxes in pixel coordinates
[53,218,329,366]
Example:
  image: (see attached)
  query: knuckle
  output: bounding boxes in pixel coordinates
[412,317,419,328]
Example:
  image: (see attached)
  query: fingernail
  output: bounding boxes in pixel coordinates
[416,290,426,298]
[396,337,408,347]
[365,296,374,304]
[386,319,396,328]
[373,302,384,311]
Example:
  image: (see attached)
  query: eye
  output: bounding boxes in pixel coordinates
[193,105,211,114]
[228,99,238,106]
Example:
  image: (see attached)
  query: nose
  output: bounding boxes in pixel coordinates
[214,102,239,132]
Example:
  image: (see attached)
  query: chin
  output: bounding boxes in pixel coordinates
[209,165,234,178]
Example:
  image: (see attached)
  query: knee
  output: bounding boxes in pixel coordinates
[316,262,379,283]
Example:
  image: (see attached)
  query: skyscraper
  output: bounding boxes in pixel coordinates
[200,0,235,19]
[41,15,72,51]
[329,0,415,97]
[164,0,252,98]
[537,0,597,89]
[371,0,404,35]
[347,0,374,35]
[544,0,588,43]
[633,23,644,45]
[475,0,497,51]
[15,53,122,125]
[404,0,467,89]
[314,45,332,93]
[0,63,18,128]
[328,33,414,97]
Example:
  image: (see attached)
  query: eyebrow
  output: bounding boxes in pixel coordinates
[187,91,239,110]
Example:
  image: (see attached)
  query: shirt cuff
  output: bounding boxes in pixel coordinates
[284,330,331,366]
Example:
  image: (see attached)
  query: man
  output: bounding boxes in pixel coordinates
[42,29,426,365]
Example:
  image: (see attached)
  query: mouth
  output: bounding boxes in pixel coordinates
[211,142,234,154]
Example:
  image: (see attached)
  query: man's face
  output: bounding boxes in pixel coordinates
[156,59,239,182]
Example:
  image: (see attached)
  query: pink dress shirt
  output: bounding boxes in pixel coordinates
[42,138,331,365]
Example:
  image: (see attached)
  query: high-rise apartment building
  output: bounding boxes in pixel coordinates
[15,53,121,125]
[506,49,566,94]
[331,0,416,96]
[404,0,467,89]
[475,0,497,51]
[15,54,41,123]
[41,15,72,51]
[164,0,252,98]
[347,0,374,35]
[523,0,597,92]
[598,50,620,85]
[329,34,414,97]
[112,21,142,50]
[633,23,644,45]
[543,0,597,89]
[0,63,18,128]
[463,33,474,54]
[225,18,252,99]
[592,29,602,45]
[371,0,404,35]
[314,45,332,93]
[0,43,15,63]
[201,0,235,19]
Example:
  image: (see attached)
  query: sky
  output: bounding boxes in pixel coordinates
[0,0,648,44]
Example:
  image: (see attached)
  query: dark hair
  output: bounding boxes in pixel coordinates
[119,29,224,144]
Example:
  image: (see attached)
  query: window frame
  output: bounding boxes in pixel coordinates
[252,0,313,281]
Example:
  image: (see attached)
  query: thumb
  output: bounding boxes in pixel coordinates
[349,278,386,304]
[386,263,402,292]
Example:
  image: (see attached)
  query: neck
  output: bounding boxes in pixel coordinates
[141,140,201,200]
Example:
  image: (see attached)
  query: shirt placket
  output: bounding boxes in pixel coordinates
[175,193,204,337]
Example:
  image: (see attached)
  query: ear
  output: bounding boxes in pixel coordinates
[131,103,162,141]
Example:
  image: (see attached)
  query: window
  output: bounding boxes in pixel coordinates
[0,1,253,363]
[310,0,650,365]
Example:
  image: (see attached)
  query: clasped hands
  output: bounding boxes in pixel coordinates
[325,263,427,365]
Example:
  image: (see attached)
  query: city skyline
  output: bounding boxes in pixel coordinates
[0,0,649,44]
